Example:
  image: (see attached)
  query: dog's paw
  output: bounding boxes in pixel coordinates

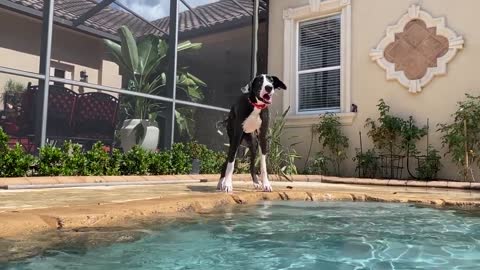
[219,178,233,193]
[216,178,225,191]
[262,180,273,192]
[263,184,273,192]
[253,182,262,190]
[222,184,233,193]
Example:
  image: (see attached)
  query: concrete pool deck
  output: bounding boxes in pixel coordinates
[2,179,480,241]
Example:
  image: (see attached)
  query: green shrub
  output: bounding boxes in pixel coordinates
[170,143,192,174]
[38,145,65,176]
[149,151,172,175]
[304,152,330,175]
[62,141,87,176]
[200,149,225,174]
[120,146,152,175]
[353,149,379,178]
[438,94,480,180]
[107,149,123,176]
[0,127,8,152]
[416,146,442,180]
[315,113,349,176]
[0,143,35,177]
[84,142,112,176]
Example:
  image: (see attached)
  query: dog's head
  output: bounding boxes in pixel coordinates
[241,74,287,105]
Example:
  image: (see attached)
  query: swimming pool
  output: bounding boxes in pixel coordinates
[3,201,480,269]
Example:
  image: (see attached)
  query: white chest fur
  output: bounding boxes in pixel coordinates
[242,108,262,133]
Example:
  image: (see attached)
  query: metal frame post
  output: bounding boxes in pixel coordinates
[36,0,54,148]
[251,0,259,78]
[165,0,179,148]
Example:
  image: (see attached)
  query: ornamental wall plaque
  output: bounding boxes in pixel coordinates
[370,5,464,93]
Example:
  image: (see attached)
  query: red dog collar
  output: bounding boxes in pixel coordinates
[249,99,268,110]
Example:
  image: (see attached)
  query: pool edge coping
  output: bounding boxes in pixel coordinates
[1,175,478,191]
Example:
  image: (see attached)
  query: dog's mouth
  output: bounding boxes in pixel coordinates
[262,93,272,104]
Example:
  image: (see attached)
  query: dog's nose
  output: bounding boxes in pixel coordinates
[265,85,273,93]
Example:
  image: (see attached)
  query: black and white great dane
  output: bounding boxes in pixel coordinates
[217,74,287,193]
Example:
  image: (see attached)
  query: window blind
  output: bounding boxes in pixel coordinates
[298,15,341,112]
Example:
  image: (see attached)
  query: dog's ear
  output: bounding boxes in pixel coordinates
[272,76,287,90]
[240,83,250,94]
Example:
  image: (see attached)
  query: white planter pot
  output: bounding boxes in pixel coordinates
[119,119,160,152]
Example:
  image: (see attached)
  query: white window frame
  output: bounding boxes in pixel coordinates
[283,0,355,126]
[296,14,342,114]
[50,62,74,89]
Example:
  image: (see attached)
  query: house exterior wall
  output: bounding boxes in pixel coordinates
[269,0,480,180]
[0,8,121,108]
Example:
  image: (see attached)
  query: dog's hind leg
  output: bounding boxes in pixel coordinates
[244,133,261,189]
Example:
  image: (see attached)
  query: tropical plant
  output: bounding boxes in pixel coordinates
[104,26,206,139]
[315,112,349,176]
[438,94,480,180]
[265,107,300,180]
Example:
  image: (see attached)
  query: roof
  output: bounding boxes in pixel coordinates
[1,0,267,39]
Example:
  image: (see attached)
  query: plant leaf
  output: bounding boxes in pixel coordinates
[118,26,139,74]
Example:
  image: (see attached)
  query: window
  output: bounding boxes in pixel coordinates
[50,64,73,89]
[298,15,341,112]
[283,0,353,125]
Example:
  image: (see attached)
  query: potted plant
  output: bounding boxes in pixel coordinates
[1,79,25,120]
[104,26,206,151]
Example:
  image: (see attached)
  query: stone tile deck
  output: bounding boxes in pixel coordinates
[2,180,480,241]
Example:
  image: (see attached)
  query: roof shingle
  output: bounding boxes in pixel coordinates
[3,0,267,38]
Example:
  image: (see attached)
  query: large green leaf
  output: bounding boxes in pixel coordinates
[104,39,129,73]
[184,72,207,87]
[137,35,159,76]
[157,39,168,60]
[177,41,202,52]
[118,26,139,74]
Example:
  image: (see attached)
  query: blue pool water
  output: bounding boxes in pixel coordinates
[3,201,480,269]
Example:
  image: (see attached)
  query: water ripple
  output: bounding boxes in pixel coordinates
[3,201,480,269]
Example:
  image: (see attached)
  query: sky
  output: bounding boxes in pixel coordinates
[116,0,221,21]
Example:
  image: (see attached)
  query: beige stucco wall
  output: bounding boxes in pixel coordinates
[0,8,121,107]
[269,0,480,180]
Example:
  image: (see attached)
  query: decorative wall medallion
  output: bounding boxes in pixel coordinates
[370,5,464,93]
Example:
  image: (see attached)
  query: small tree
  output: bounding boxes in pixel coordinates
[365,99,427,179]
[315,113,349,176]
[438,94,480,181]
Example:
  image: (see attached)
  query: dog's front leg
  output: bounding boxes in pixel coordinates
[259,128,272,192]
[219,132,243,193]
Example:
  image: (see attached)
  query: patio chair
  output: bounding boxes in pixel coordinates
[46,85,77,138]
[0,85,37,153]
[71,92,119,150]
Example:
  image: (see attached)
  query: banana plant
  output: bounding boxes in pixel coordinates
[104,26,206,140]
